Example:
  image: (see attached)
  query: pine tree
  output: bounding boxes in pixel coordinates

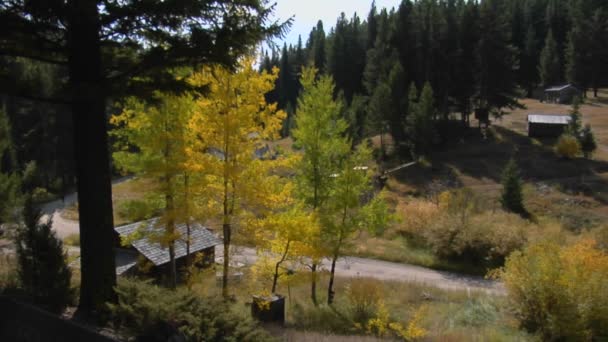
[500,158,525,215]
[476,0,520,116]
[588,9,608,97]
[565,97,583,137]
[0,109,21,225]
[15,196,72,313]
[521,25,540,96]
[539,29,561,88]
[367,82,391,158]
[407,82,436,158]
[0,0,287,315]
[580,124,597,159]
[387,61,408,146]
[367,0,378,50]
[312,21,327,74]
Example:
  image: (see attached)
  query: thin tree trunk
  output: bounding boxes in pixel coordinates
[272,240,291,294]
[69,0,116,316]
[311,263,318,306]
[166,193,177,288]
[222,222,231,298]
[184,174,190,266]
[327,254,338,305]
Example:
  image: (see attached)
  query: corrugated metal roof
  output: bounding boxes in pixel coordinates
[115,218,222,266]
[545,84,576,92]
[527,114,571,125]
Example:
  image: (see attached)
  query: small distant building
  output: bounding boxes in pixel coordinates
[544,84,581,104]
[114,218,222,277]
[527,114,571,138]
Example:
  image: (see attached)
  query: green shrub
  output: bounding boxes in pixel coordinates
[453,298,499,327]
[117,199,158,222]
[555,134,580,159]
[32,187,54,203]
[425,210,528,266]
[109,278,272,341]
[580,124,597,159]
[500,159,526,215]
[15,196,73,313]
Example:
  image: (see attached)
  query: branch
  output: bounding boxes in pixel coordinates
[0,51,68,66]
[0,91,72,106]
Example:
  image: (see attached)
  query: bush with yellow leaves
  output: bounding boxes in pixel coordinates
[413,189,529,266]
[495,239,608,340]
[364,300,428,341]
[555,134,581,159]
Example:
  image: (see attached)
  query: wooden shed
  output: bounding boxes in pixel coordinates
[544,84,581,104]
[114,218,222,277]
[527,114,571,138]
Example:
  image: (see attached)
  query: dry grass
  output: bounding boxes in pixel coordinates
[187,270,529,341]
[61,177,159,226]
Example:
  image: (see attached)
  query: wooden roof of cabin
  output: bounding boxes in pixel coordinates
[115,218,222,266]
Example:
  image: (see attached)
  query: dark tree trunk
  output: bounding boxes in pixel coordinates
[271,240,290,294]
[327,254,338,305]
[310,263,318,306]
[68,0,116,315]
[222,222,231,298]
[166,193,177,288]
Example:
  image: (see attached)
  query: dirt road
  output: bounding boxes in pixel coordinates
[43,179,503,294]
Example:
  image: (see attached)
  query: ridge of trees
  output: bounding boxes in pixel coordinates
[262,0,608,151]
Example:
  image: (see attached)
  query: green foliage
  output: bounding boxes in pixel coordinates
[111,92,196,286]
[406,82,436,158]
[293,67,350,210]
[497,240,608,341]
[0,172,21,225]
[580,124,597,159]
[500,158,525,215]
[117,198,162,223]
[0,109,21,225]
[109,278,271,341]
[565,97,583,136]
[538,29,561,87]
[555,134,581,159]
[15,196,72,313]
[453,298,499,328]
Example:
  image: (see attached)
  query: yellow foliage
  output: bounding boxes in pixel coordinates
[399,199,440,236]
[366,301,391,337]
[555,134,581,159]
[365,300,428,341]
[187,58,288,295]
[389,305,428,341]
[497,239,608,340]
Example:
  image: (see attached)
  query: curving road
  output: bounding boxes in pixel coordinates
[44,178,504,295]
[41,176,133,239]
[221,245,504,295]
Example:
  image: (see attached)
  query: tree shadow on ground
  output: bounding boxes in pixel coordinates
[390,125,608,205]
